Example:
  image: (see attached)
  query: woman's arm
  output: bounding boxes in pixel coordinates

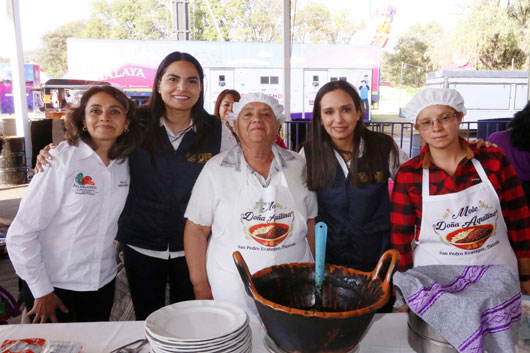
[390,169,417,272]
[184,220,213,299]
[6,152,69,322]
[389,142,410,179]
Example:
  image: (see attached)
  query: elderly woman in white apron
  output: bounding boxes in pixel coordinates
[184,93,317,318]
[390,88,530,294]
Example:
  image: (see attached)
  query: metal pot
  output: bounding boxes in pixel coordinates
[408,311,458,353]
[233,249,399,353]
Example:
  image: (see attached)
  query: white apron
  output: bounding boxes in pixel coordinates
[206,148,313,318]
[413,158,518,273]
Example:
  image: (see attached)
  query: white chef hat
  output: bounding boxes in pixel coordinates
[403,88,467,123]
[227,93,285,127]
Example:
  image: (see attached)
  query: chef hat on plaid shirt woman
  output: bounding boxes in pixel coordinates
[403,88,467,123]
[226,93,285,127]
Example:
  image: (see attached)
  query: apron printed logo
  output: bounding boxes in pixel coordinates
[73,173,98,195]
[247,223,290,247]
[433,200,498,251]
[445,224,495,250]
[241,200,294,247]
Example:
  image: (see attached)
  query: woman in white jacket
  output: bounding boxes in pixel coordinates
[7,85,139,323]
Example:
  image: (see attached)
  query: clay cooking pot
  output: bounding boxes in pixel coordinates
[233,249,399,353]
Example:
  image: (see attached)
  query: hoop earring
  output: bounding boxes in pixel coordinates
[124,127,129,133]
[82,126,87,131]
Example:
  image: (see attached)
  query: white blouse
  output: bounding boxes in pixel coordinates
[7,141,130,298]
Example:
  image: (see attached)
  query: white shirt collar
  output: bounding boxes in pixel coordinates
[160,117,196,137]
[220,144,294,172]
[75,140,118,167]
[334,137,364,177]
[160,117,196,150]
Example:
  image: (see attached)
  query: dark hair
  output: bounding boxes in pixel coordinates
[64,85,139,161]
[305,80,399,190]
[142,51,214,161]
[214,89,241,118]
[510,101,530,152]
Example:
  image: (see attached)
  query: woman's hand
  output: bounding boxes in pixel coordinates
[469,139,497,149]
[193,281,213,300]
[27,292,69,323]
[34,143,56,173]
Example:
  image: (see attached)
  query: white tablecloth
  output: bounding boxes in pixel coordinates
[0,313,416,352]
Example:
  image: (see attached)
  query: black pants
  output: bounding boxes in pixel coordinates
[21,279,115,323]
[122,244,194,320]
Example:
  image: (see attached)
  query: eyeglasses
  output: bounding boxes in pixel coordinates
[415,113,458,131]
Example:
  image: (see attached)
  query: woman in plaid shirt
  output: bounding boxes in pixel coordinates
[390,88,530,293]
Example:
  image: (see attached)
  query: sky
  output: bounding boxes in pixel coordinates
[0,0,471,58]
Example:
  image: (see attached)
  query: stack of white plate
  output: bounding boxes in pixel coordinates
[145,300,251,353]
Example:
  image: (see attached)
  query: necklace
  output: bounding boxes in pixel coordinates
[169,123,194,143]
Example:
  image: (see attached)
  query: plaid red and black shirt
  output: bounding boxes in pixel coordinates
[390,139,530,278]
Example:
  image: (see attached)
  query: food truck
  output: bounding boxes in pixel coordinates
[66,38,383,119]
[41,79,115,119]
[425,70,529,122]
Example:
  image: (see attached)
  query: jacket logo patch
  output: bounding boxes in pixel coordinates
[73,173,97,195]
[186,153,212,163]
[75,173,95,186]
[358,171,385,183]
[375,171,384,182]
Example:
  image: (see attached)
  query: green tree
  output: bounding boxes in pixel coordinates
[37,21,87,78]
[232,0,282,42]
[292,2,333,43]
[507,0,530,27]
[189,0,361,44]
[382,23,443,86]
[83,0,172,40]
[328,11,363,45]
[454,0,526,69]
[189,0,251,41]
[189,0,229,41]
[292,2,362,44]
[37,0,174,77]
[507,0,530,55]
